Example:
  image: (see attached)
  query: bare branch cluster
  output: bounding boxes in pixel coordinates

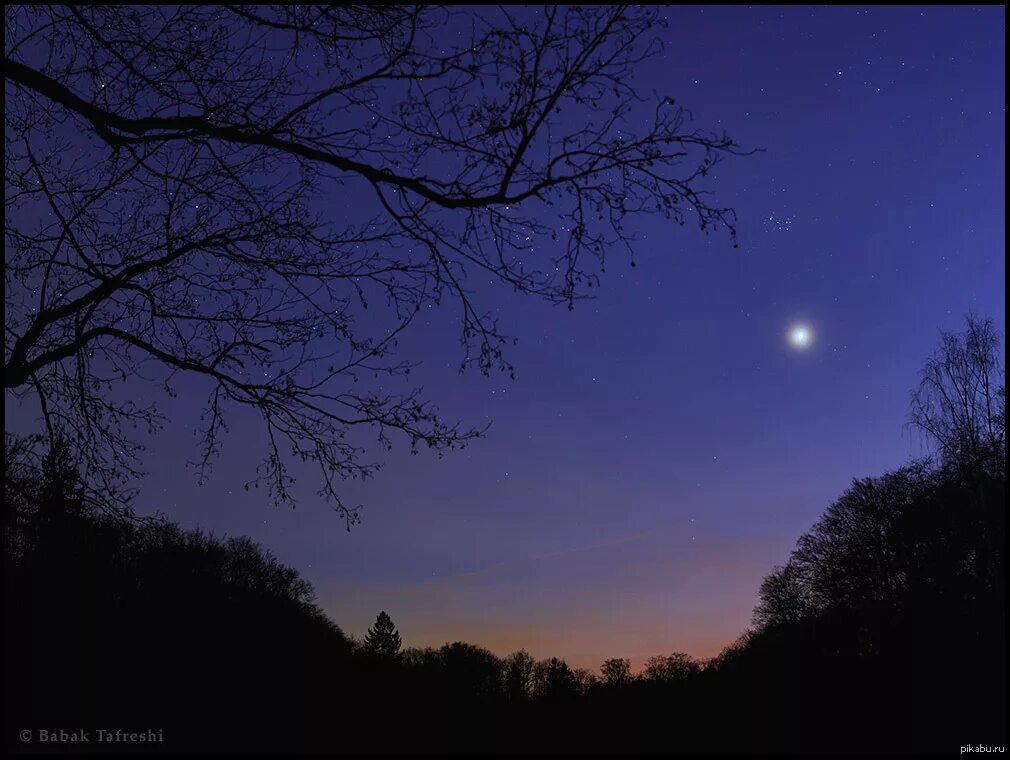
[5,5,745,520]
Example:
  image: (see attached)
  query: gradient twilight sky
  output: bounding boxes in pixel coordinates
[7,5,1005,671]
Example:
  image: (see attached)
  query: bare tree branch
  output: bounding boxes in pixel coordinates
[5,5,749,522]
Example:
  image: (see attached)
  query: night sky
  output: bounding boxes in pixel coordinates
[7,6,1005,671]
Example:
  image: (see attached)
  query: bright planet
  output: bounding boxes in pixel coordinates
[788,324,814,349]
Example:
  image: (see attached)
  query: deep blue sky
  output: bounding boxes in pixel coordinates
[8,5,1005,670]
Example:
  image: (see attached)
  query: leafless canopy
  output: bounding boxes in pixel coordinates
[5,5,746,523]
[909,315,1005,478]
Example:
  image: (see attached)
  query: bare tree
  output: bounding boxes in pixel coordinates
[910,315,1005,478]
[642,652,700,683]
[501,648,536,702]
[599,656,632,686]
[533,656,579,701]
[571,666,598,696]
[752,463,934,636]
[752,563,816,631]
[5,5,747,521]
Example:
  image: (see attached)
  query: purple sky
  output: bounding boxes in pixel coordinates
[6,6,1005,671]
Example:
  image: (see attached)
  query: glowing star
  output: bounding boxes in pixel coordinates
[788,324,813,350]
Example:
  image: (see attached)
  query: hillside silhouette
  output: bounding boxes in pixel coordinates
[5,316,1005,754]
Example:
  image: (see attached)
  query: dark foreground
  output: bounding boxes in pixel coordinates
[4,432,1005,755]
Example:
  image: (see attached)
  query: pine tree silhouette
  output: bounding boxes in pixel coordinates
[363,611,402,657]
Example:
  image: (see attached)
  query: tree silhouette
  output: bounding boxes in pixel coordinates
[642,652,700,683]
[910,315,1005,478]
[733,315,1006,751]
[502,649,536,702]
[438,642,504,701]
[5,315,1005,754]
[4,5,747,521]
[750,316,1006,658]
[752,562,816,630]
[4,433,356,752]
[571,667,598,696]
[534,657,579,702]
[363,611,402,657]
[599,657,632,686]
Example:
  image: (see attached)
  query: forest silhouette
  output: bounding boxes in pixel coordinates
[4,6,1003,753]
[5,316,1005,754]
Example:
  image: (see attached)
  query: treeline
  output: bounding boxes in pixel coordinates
[4,316,1005,754]
[718,315,1006,751]
[4,435,357,752]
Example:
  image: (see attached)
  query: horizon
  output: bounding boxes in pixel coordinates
[4,4,1004,675]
